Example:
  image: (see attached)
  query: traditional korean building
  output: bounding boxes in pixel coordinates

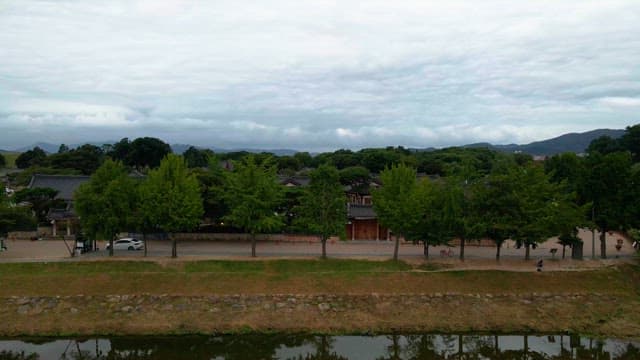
[28,174,90,236]
[344,179,389,241]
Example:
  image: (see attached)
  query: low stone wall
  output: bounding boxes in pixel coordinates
[147,233,339,243]
[6,231,37,240]
[1,292,631,337]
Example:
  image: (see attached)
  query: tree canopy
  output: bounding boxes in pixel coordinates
[48,144,104,175]
[295,164,346,258]
[224,155,283,257]
[139,154,203,257]
[183,146,213,168]
[0,192,36,236]
[13,187,65,225]
[373,163,419,260]
[15,146,47,169]
[74,159,139,255]
[108,137,172,170]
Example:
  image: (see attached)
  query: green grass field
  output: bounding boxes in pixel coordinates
[1,259,639,337]
[0,259,637,298]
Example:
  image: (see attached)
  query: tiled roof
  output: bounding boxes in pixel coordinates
[347,204,377,219]
[28,174,91,201]
[278,176,311,187]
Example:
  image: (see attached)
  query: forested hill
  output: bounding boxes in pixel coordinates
[464,129,626,155]
[8,128,627,156]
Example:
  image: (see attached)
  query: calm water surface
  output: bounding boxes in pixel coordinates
[1,334,638,359]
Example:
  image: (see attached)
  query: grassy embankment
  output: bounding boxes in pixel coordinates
[1,259,639,337]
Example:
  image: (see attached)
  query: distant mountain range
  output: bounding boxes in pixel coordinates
[462,128,626,156]
[170,144,299,156]
[3,127,627,156]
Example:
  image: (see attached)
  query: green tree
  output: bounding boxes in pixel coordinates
[473,165,520,261]
[295,164,346,258]
[475,161,583,261]
[277,156,302,172]
[192,155,228,227]
[75,159,138,256]
[582,152,634,258]
[544,152,584,193]
[139,154,203,258]
[224,155,283,257]
[509,164,577,260]
[0,153,5,168]
[57,144,70,153]
[15,146,47,169]
[125,137,172,169]
[586,135,622,155]
[183,146,212,168]
[13,187,65,224]
[403,178,449,258]
[48,144,105,175]
[107,138,132,163]
[327,149,359,169]
[439,177,481,261]
[293,152,313,168]
[339,166,371,188]
[0,192,37,238]
[620,123,640,162]
[373,163,419,261]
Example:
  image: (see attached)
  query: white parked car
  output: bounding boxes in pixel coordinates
[105,238,144,251]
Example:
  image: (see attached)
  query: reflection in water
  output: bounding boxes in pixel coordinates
[0,334,638,360]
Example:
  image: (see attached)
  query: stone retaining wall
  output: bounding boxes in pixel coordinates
[5,292,613,315]
[1,292,634,337]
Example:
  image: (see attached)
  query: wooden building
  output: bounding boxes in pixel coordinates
[346,204,389,241]
[28,174,90,236]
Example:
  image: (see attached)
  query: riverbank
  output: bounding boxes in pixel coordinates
[1,259,639,338]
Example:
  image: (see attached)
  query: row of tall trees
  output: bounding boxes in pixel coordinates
[372,124,640,261]
[12,124,640,260]
[75,155,203,257]
[74,155,347,258]
[374,160,590,261]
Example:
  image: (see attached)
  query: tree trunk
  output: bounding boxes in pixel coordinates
[63,237,74,257]
[171,234,177,258]
[423,241,429,259]
[109,237,114,257]
[496,243,501,261]
[321,236,327,259]
[393,235,400,261]
[143,232,147,257]
[525,243,530,260]
[459,236,465,261]
[251,233,257,258]
[600,228,607,259]
[562,245,566,259]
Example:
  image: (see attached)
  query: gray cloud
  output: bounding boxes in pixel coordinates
[1,0,639,151]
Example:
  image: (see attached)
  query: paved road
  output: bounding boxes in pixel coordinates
[1,228,637,262]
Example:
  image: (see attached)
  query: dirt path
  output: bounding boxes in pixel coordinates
[2,230,637,273]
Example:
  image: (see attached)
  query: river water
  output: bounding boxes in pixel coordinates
[1,334,638,359]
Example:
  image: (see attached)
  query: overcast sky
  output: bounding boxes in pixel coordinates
[1,0,639,151]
